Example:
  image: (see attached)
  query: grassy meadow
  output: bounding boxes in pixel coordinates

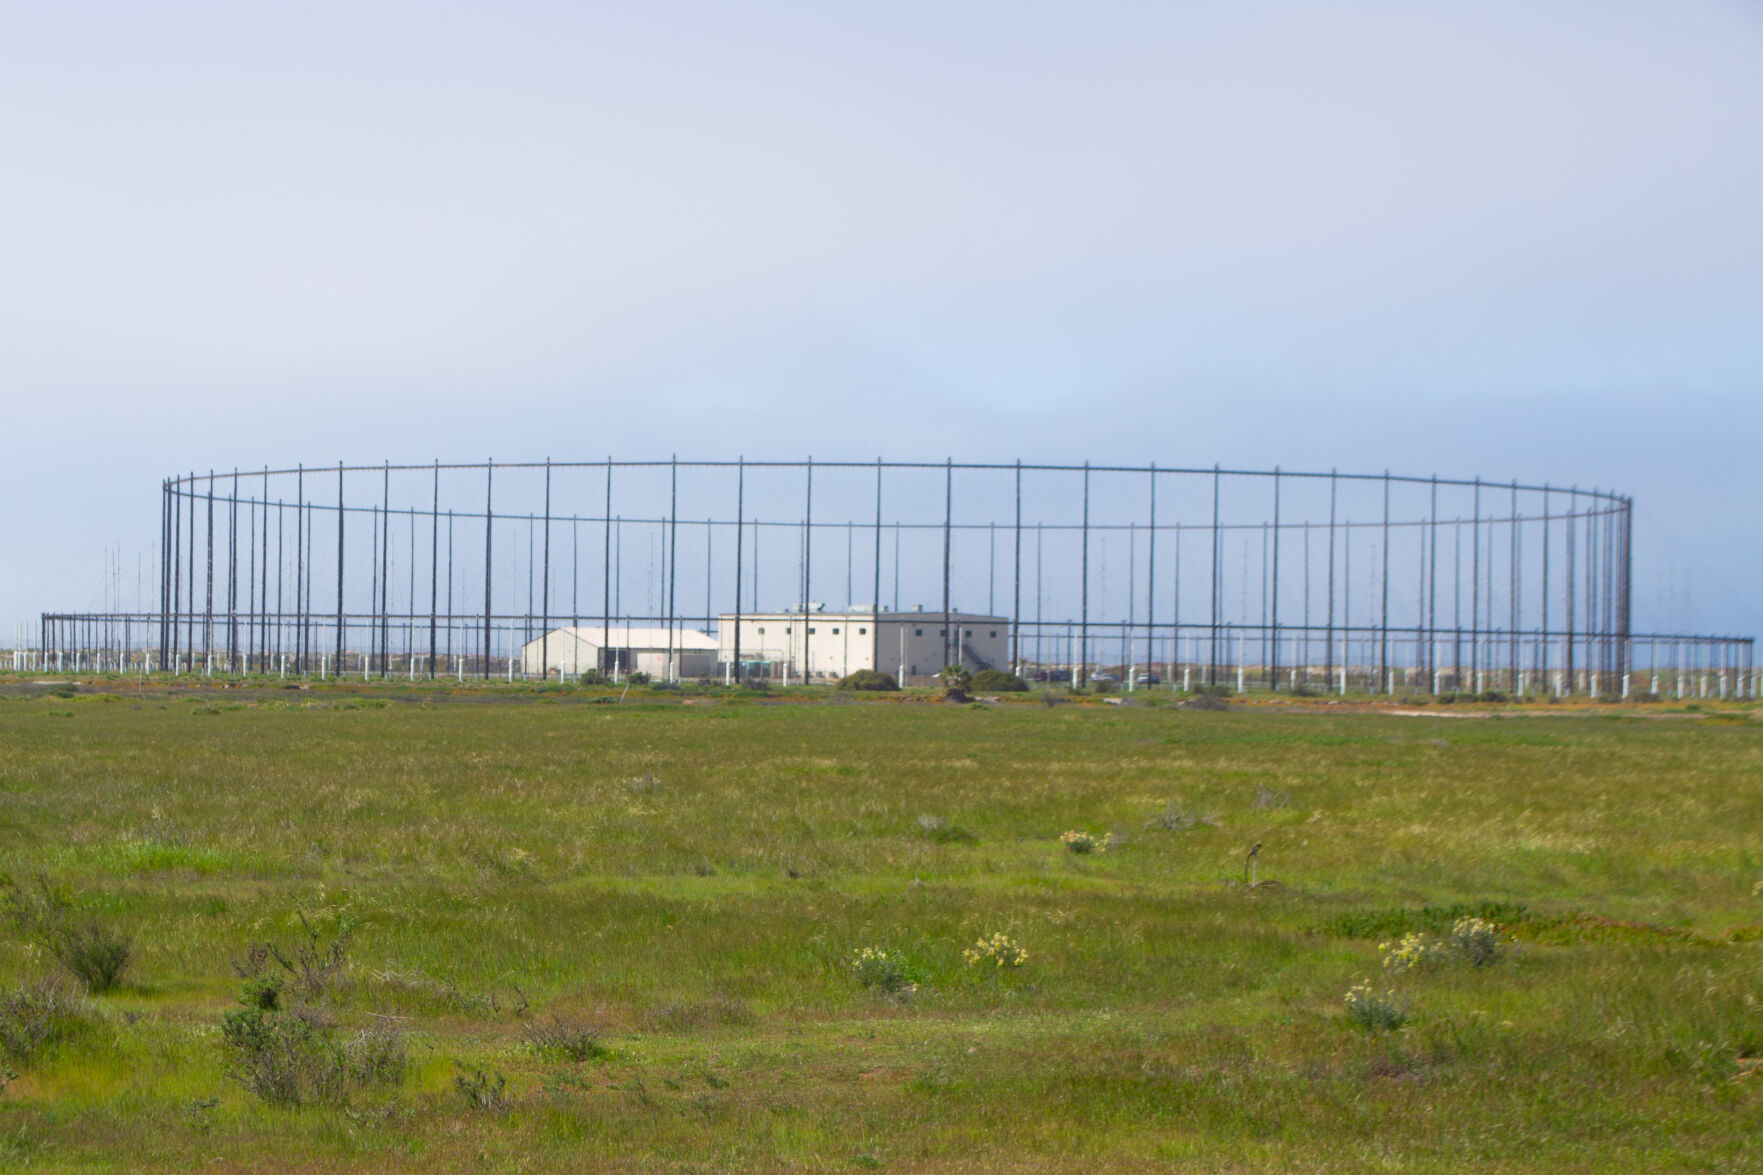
[0,677,1760,1172]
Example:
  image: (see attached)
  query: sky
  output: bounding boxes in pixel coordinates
[3,0,1761,641]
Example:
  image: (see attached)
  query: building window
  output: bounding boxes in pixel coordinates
[914,628,923,636]
[989,630,997,638]
[785,626,791,634]
[964,629,972,638]
[756,626,765,634]
[939,628,946,636]
[858,627,867,635]
[808,627,817,635]
[831,627,839,635]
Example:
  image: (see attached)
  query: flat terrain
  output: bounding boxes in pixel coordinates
[0,679,1760,1172]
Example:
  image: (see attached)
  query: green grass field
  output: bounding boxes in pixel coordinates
[1,679,1760,1172]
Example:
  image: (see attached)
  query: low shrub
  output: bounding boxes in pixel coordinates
[453,1063,511,1116]
[1344,982,1408,1031]
[3,875,134,994]
[962,933,1028,969]
[1060,830,1118,855]
[1379,917,1506,973]
[836,669,898,692]
[1448,916,1506,966]
[1379,932,1447,975]
[1144,801,1211,832]
[523,1012,610,1061]
[967,670,1028,693]
[848,947,921,996]
[49,921,134,994]
[1252,784,1290,810]
[239,910,354,1002]
[0,976,85,1066]
[640,994,753,1033]
[220,985,406,1107]
[915,814,979,844]
[625,672,651,685]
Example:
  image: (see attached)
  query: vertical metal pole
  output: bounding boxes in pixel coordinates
[733,458,745,683]
[1470,477,1481,687]
[185,471,195,665]
[260,468,269,669]
[1427,476,1438,687]
[1565,488,1576,692]
[667,456,679,681]
[1509,480,1519,690]
[429,463,439,677]
[483,462,493,679]
[803,457,815,682]
[292,467,302,673]
[603,460,612,668]
[274,498,282,668]
[541,459,552,678]
[1378,471,1389,691]
[335,463,346,674]
[943,458,954,672]
[1145,464,1156,681]
[1325,470,1336,687]
[228,470,239,672]
[1014,460,1024,674]
[380,463,390,677]
[1080,462,1092,685]
[873,457,884,623]
[304,497,314,675]
[164,480,174,669]
[205,472,215,669]
[168,482,179,669]
[1540,485,1550,684]
[1209,465,1220,685]
[1269,468,1280,690]
[1620,497,1633,682]
[447,510,455,666]
[1586,495,1596,692]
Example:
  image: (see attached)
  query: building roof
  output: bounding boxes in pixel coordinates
[717,608,1008,624]
[523,626,719,652]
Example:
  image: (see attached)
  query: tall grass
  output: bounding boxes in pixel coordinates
[0,683,1758,1170]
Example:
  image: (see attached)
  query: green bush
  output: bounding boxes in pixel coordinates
[849,947,922,996]
[0,976,86,1066]
[221,988,406,1107]
[1343,982,1408,1031]
[524,1012,611,1061]
[3,875,133,994]
[968,670,1027,693]
[836,669,898,691]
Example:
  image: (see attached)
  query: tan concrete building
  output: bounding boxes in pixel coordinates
[716,605,1009,683]
[521,625,718,681]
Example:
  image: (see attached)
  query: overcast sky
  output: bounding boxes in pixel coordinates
[3,0,1760,640]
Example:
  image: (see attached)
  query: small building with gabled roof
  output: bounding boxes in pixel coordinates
[520,625,717,681]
